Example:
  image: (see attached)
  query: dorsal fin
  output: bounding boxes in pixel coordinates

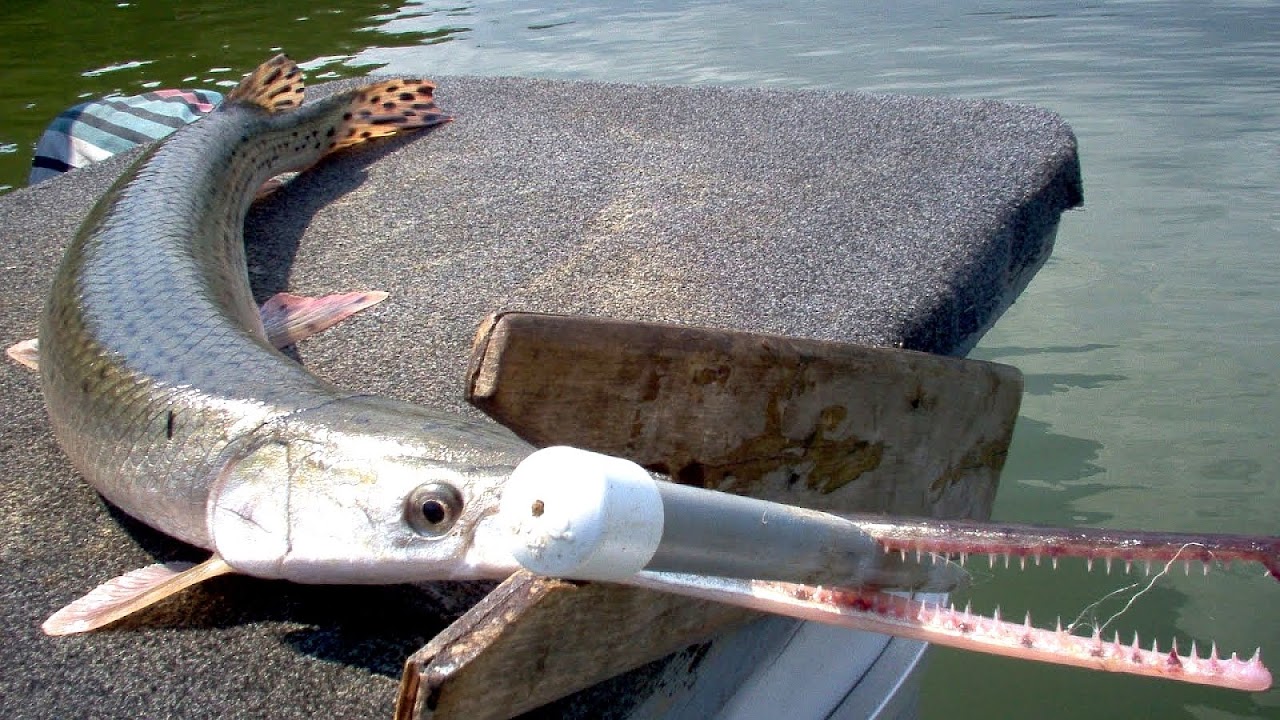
[226,54,305,113]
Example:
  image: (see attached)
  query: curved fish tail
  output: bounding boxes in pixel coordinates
[227,53,450,157]
[325,78,451,153]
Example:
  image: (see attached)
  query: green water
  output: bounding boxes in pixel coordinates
[0,0,454,192]
[2,2,1277,719]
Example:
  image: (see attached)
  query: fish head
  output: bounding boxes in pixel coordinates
[208,396,531,584]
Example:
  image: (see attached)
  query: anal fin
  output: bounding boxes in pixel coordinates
[43,555,234,635]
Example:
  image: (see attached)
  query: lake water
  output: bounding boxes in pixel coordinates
[1,1,1276,718]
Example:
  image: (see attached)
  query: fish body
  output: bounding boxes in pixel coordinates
[39,55,527,598]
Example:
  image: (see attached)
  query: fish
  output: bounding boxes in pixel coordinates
[36,54,535,633]
[22,54,1276,695]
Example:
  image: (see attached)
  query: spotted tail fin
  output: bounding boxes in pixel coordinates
[325,79,450,153]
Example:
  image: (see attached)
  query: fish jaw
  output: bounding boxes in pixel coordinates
[208,396,530,584]
[627,573,1272,692]
[847,515,1280,582]
[617,510,1277,691]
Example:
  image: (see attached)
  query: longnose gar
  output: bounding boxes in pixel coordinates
[37,54,534,628]
[27,55,1276,695]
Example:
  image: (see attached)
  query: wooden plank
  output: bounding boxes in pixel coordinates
[398,313,1023,719]
[468,312,1021,518]
[395,572,756,720]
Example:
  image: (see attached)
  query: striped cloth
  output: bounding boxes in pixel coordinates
[29,89,224,184]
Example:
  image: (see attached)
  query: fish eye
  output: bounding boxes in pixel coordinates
[405,482,463,537]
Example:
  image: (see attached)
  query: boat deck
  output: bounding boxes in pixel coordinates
[0,76,1080,718]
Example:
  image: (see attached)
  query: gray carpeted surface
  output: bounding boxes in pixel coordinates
[0,76,1080,718]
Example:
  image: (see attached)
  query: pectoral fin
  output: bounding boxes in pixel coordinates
[43,555,234,635]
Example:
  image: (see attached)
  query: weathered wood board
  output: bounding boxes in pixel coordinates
[397,313,1023,719]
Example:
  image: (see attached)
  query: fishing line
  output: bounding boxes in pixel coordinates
[1065,542,1208,636]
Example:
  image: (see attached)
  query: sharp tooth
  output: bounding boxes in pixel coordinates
[1003,553,1010,569]
[1034,553,1042,567]
[992,606,1001,623]
[897,549,907,562]
[1020,556,1027,571]
[988,553,996,569]
[1055,617,1063,634]
[1172,638,1179,655]
[1105,557,1113,574]
[963,602,972,618]
[1125,559,1133,574]
[1183,560,1191,576]
[1144,560,1152,575]
[916,548,923,563]
[1189,640,1199,659]
[1086,557,1094,573]
[1051,556,1059,570]
[959,552,968,566]
[1210,642,1219,661]
[1250,648,1263,666]
[1131,632,1141,650]
[1201,561,1209,577]
[1024,611,1032,629]
[1152,638,1160,654]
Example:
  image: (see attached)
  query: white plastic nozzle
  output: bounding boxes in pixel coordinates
[501,446,664,581]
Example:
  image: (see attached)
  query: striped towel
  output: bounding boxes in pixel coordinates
[30,89,224,184]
